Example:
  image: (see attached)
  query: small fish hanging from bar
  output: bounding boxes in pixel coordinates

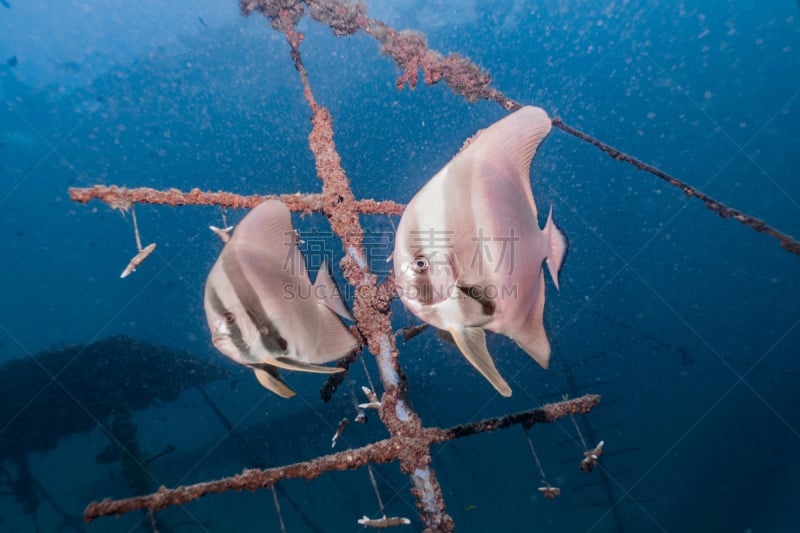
[359,385,381,410]
[210,206,234,243]
[581,440,605,473]
[331,417,349,448]
[358,465,411,528]
[120,205,156,278]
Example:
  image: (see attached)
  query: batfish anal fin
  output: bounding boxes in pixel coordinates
[509,269,551,369]
[313,259,354,320]
[249,358,344,375]
[448,326,512,397]
[543,206,568,291]
[253,367,296,398]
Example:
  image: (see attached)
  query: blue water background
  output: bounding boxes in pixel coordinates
[1,1,798,531]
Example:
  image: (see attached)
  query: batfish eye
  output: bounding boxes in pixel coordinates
[412,257,429,273]
[223,312,236,323]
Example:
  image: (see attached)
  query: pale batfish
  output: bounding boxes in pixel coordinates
[393,106,568,397]
[204,200,359,398]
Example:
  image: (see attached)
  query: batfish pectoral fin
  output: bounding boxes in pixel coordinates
[543,206,568,291]
[250,358,344,375]
[252,367,296,398]
[436,328,455,345]
[457,284,496,317]
[447,326,512,397]
[313,260,354,321]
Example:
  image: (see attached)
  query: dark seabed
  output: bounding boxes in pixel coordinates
[1,1,798,532]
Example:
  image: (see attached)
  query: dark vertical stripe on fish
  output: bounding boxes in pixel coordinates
[206,285,252,359]
[221,252,289,355]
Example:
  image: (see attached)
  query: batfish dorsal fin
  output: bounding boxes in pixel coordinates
[313,260,354,320]
[253,367,296,398]
[447,326,512,397]
[458,106,552,220]
[230,200,309,279]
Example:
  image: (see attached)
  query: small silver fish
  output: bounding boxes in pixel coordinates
[204,200,359,398]
[393,106,568,397]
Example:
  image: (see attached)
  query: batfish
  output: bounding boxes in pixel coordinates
[204,200,359,398]
[393,106,568,397]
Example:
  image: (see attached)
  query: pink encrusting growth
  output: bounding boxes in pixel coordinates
[68,185,405,216]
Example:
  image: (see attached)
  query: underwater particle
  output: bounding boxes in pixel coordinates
[357,515,411,528]
[6,55,17,67]
[464,504,477,512]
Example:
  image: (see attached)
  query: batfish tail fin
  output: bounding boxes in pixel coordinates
[543,206,568,291]
[510,270,551,369]
[448,326,512,397]
[253,367,296,398]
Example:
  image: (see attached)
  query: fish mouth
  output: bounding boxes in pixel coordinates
[211,334,230,349]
